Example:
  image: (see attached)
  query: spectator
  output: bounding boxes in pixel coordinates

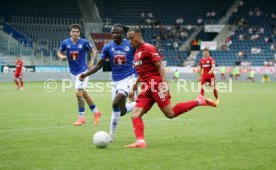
[147,12,153,18]
[264,59,269,66]
[176,18,183,25]
[197,17,203,25]
[265,36,272,43]
[260,27,264,34]
[140,12,146,25]
[270,43,275,50]
[268,60,273,66]
[211,11,216,17]
[248,27,253,34]
[173,41,179,50]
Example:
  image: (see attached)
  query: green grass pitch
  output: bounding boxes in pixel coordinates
[0,81,275,170]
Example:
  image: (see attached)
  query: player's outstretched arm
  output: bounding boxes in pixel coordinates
[79,59,105,81]
[88,48,98,69]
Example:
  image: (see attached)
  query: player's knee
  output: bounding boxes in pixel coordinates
[77,96,84,103]
[164,113,174,119]
[112,101,120,109]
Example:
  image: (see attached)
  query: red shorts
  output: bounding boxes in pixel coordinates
[201,76,216,87]
[135,80,171,112]
[14,73,22,78]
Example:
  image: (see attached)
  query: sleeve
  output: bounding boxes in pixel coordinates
[100,45,109,60]
[148,46,161,63]
[59,41,66,52]
[85,40,93,51]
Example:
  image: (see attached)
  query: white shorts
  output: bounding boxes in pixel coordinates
[111,74,136,100]
[70,71,89,90]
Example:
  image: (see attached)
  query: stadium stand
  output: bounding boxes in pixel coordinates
[0,0,274,67]
[196,0,275,66]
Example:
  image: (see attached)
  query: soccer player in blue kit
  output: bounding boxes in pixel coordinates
[80,24,136,141]
[57,24,102,126]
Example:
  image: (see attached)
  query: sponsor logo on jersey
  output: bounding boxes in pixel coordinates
[67,45,70,48]
[78,44,83,49]
[124,46,129,51]
[202,64,211,68]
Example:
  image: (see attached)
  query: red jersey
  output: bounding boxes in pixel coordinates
[200,56,215,78]
[15,60,23,74]
[134,43,162,82]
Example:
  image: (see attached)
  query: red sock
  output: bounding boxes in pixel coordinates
[132,117,144,140]
[172,100,199,117]
[200,88,205,96]
[20,79,23,88]
[214,88,218,99]
[14,80,19,87]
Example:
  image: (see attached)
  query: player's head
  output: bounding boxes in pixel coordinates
[203,48,210,58]
[111,24,128,44]
[127,28,143,48]
[16,55,20,61]
[69,24,81,40]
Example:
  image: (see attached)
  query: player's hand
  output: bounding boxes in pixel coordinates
[128,91,135,102]
[61,55,67,61]
[159,82,169,96]
[208,70,213,74]
[79,73,87,81]
[88,62,94,69]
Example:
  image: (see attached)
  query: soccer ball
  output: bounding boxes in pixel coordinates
[92,131,110,148]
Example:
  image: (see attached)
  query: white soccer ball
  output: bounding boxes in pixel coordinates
[92,131,110,148]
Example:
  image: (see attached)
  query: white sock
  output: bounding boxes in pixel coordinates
[89,105,98,114]
[126,102,136,113]
[79,112,85,118]
[109,110,120,137]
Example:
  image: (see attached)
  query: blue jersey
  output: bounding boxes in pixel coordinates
[101,39,136,81]
[59,38,93,75]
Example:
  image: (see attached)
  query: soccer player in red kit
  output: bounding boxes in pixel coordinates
[14,56,24,90]
[199,49,219,104]
[124,28,217,148]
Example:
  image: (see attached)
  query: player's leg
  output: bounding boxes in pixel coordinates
[124,107,148,148]
[210,78,219,103]
[74,89,86,126]
[153,88,216,119]
[83,90,101,125]
[200,78,205,96]
[125,92,154,148]
[72,73,87,126]
[19,75,23,90]
[109,91,126,141]
[14,74,20,89]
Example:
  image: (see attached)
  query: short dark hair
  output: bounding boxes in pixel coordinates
[69,24,81,32]
[113,23,129,33]
[127,27,142,34]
